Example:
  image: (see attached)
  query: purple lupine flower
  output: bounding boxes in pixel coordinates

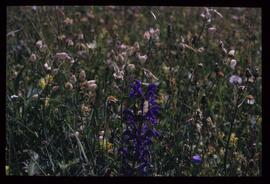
[192,154,202,165]
[129,80,143,98]
[119,80,160,176]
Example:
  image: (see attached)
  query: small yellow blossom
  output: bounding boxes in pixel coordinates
[38,78,46,89]
[38,75,53,90]
[45,74,53,84]
[230,133,238,146]
[99,138,113,153]
[44,97,50,107]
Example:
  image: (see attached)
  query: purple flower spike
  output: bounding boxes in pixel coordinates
[119,79,160,176]
[129,80,143,98]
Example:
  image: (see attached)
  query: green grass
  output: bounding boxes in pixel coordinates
[6,6,261,176]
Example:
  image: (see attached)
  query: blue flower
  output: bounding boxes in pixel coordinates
[192,154,202,165]
[129,80,143,98]
[229,75,242,85]
[119,80,160,176]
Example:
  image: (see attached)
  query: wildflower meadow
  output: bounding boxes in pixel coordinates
[6,6,261,176]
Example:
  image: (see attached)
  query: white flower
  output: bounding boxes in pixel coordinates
[113,70,124,80]
[29,53,37,63]
[208,26,216,32]
[75,131,80,137]
[246,95,255,105]
[86,80,97,91]
[64,17,73,25]
[86,41,96,50]
[55,52,72,61]
[99,135,104,141]
[69,75,77,84]
[44,63,51,71]
[149,28,155,35]
[10,95,19,100]
[32,94,39,100]
[99,130,105,136]
[112,63,125,80]
[78,33,84,40]
[36,40,43,48]
[65,82,73,90]
[67,39,74,46]
[127,64,135,72]
[137,54,147,65]
[144,31,150,40]
[228,49,235,57]
[230,59,237,70]
[229,75,242,85]
[32,6,37,11]
[79,70,86,82]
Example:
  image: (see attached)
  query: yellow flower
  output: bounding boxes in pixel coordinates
[157,92,168,105]
[162,63,169,74]
[38,78,46,89]
[230,133,238,146]
[38,75,53,90]
[218,131,225,140]
[5,165,10,175]
[45,74,53,84]
[44,97,50,107]
[207,145,216,155]
[99,138,113,153]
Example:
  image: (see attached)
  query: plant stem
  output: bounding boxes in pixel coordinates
[223,87,242,176]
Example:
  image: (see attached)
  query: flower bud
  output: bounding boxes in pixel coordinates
[134,42,140,51]
[127,64,135,72]
[208,26,216,32]
[79,70,86,82]
[144,31,150,40]
[246,95,255,105]
[67,39,74,46]
[99,135,104,141]
[75,131,80,137]
[228,49,235,57]
[99,130,105,136]
[230,59,237,70]
[32,94,39,100]
[36,40,43,48]
[87,83,97,91]
[70,74,77,84]
[29,53,37,63]
[52,85,59,92]
[138,54,147,65]
[44,62,51,71]
[65,82,73,91]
